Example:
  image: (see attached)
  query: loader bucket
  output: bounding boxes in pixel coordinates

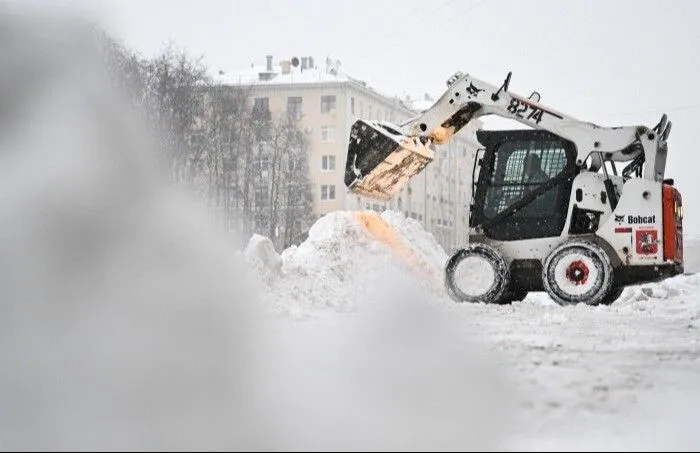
[344,120,434,200]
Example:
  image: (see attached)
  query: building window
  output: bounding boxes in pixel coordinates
[254,97,269,111]
[321,125,335,142]
[255,186,268,207]
[254,157,269,174]
[351,97,355,115]
[253,97,270,119]
[287,96,302,120]
[321,184,336,200]
[368,105,373,120]
[321,155,336,171]
[321,95,336,113]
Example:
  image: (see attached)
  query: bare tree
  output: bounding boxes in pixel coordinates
[91,27,315,248]
[203,85,256,232]
[237,107,314,249]
[280,121,314,248]
[94,28,149,110]
[142,43,210,185]
[265,113,298,244]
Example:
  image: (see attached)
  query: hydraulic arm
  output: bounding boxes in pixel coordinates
[345,71,672,200]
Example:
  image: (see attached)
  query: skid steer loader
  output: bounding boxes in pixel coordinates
[344,71,683,305]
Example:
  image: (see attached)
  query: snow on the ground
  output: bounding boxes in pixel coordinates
[243,211,700,451]
[444,274,700,451]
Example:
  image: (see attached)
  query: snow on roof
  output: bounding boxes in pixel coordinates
[212,57,416,113]
[214,63,352,86]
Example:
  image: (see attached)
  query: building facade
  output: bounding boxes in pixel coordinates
[215,56,477,253]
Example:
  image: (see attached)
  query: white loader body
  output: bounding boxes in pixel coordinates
[344,70,682,305]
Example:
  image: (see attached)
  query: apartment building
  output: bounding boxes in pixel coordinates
[215,55,477,253]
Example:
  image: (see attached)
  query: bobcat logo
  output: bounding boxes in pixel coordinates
[614,214,624,223]
[466,83,485,98]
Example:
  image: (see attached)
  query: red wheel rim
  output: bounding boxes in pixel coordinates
[566,260,589,285]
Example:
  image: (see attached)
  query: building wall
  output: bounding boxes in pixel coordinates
[248,84,347,216]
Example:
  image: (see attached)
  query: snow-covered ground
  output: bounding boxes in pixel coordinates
[245,211,700,451]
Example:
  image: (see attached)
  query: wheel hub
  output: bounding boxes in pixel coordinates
[445,244,509,304]
[454,255,495,297]
[565,260,589,285]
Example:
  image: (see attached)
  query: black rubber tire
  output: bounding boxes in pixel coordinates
[509,288,529,303]
[491,288,528,306]
[445,243,510,304]
[599,285,625,306]
[542,239,614,306]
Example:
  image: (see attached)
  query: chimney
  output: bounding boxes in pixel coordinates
[301,57,308,71]
[308,56,314,69]
[281,60,291,74]
[266,55,273,71]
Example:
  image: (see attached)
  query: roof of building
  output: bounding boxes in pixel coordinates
[214,62,349,86]
[212,56,419,113]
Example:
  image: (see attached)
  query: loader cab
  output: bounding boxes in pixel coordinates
[471,129,579,241]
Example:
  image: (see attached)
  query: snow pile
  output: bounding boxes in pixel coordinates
[246,210,450,315]
[244,234,282,284]
[612,273,700,327]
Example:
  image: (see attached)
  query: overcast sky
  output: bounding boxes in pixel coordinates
[10,0,700,230]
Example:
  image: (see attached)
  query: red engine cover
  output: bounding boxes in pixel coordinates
[662,184,683,263]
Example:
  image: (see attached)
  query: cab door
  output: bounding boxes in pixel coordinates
[471,129,578,241]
